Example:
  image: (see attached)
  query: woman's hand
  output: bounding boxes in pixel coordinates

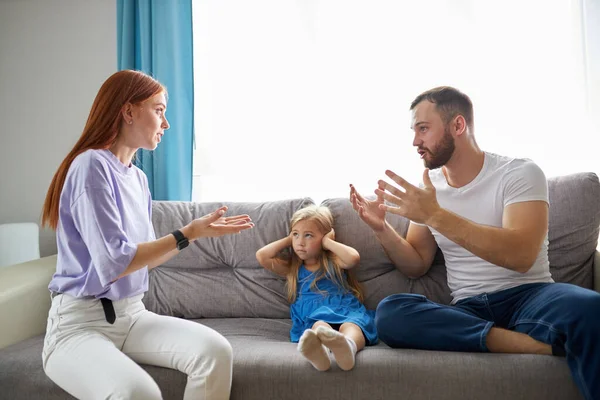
[185,206,254,240]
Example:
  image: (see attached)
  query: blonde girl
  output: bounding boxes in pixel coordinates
[256,205,377,371]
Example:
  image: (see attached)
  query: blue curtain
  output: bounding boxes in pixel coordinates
[117,0,194,201]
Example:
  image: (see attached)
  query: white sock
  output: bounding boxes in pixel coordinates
[297,329,331,371]
[316,326,357,371]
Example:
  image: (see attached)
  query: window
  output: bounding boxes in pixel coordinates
[192,0,598,203]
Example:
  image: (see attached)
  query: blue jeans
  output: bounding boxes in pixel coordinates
[375,283,600,400]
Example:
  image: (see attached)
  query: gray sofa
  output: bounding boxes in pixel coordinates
[1,172,599,400]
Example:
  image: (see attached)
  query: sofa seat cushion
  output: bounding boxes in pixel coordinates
[0,318,581,400]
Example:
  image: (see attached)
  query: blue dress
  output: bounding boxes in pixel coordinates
[289,264,378,345]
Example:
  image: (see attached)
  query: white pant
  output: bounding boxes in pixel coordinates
[42,293,232,400]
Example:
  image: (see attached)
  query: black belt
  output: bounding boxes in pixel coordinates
[100,298,116,324]
[51,292,116,324]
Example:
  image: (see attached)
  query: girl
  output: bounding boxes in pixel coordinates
[41,70,254,399]
[256,205,377,371]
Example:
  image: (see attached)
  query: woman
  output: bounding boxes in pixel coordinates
[41,70,253,400]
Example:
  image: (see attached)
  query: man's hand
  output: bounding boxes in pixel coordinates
[349,184,386,232]
[375,169,441,225]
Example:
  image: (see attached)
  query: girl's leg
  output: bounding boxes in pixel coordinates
[297,321,332,371]
[316,322,364,371]
[312,320,333,330]
[340,322,366,351]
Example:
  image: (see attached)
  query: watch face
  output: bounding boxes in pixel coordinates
[173,230,189,250]
[177,239,189,250]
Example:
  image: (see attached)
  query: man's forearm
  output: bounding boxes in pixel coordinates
[427,209,537,273]
[375,222,430,278]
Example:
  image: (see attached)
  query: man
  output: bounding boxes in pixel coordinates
[350,86,599,399]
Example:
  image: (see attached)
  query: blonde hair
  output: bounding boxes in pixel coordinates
[285,205,364,304]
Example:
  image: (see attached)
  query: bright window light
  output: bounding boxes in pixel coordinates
[192,0,598,203]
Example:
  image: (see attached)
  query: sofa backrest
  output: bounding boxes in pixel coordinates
[144,198,314,318]
[144,172,599,318]
[547,172,600,288]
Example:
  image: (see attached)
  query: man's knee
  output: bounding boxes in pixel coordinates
[571,290,600,329]
[554,284,600,321]
[375,293,428,344]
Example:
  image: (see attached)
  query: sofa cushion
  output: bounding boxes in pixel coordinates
[0,319,581,400]
[547,172,600,289]
[146,198,314,318]
[209,318,580,400]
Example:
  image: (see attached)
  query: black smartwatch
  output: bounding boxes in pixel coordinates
[172,229,189,251]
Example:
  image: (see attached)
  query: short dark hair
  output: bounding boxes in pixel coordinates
[410,86,474,129]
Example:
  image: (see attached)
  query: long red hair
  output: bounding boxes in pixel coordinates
[41,70,166,230]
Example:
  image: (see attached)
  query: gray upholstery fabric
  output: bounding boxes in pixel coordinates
[145,198,314,318]
[547,172,600,288]
[216,318,581,400]
[0,319,582,400]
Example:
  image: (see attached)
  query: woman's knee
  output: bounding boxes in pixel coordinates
[187,330,233,375]
[111,379,162,400]
[209,333,233,364]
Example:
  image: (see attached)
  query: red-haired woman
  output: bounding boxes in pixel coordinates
[40,70,253,400]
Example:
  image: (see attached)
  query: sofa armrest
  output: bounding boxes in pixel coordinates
[595,250,600,293]
[0,255,56,349]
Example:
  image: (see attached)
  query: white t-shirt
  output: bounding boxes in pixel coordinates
[417,152,554,304]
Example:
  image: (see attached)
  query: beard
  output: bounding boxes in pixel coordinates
[420,125,455,170]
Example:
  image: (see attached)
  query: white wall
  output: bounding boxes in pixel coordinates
[0,0,116,256]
